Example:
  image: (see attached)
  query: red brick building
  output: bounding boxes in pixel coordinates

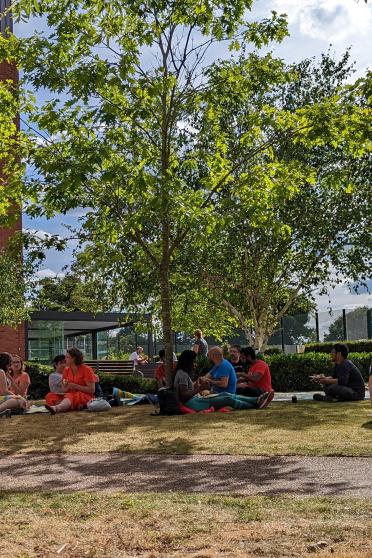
[0,3,26,357]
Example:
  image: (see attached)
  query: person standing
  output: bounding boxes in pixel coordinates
[192,330,208,357]
[312,344,365,402]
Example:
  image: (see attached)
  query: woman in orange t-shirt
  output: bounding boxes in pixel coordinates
[9,355,31,398]
[45,348,95,414]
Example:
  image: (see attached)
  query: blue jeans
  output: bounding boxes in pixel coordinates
[185,392,258,411]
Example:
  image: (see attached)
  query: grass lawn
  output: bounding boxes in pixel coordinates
[0,492,371,557]
[1,400,371,457]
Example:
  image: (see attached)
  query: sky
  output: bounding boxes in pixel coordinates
[19,0,372,311]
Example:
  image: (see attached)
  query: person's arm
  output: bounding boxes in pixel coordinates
[317,376,338,385]
[207,375,229,389]
[65,381,95,394]
[0,370,14,395]
[192,341,199,354]
[15,374,31,397]
[238,371,262,384]
[178,379,204,404]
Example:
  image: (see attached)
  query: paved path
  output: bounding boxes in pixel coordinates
[1,453,371,497]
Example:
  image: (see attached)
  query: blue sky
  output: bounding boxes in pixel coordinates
[20,0,372,310]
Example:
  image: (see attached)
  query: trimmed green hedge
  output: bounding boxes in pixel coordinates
[27,352,371,398]
[304,340,372,354]
[26,362,157,400]
[263,352,371,392]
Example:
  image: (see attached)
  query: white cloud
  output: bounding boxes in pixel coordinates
[35,268,65,279]
[23,228,64,242]
[314,282,372,311]
[274,0,372,41]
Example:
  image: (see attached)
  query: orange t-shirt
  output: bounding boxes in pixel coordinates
[155,362,176,380]
[247,360,272,392]
[12,372,31,397]
[63,364,95,388]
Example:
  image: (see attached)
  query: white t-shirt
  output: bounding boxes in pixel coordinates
[130,351,140,366]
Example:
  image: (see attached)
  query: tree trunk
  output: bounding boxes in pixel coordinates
[159,262,174,388]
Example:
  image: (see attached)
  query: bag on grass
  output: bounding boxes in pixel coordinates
[87,398,111,412]
[155,388,182,416]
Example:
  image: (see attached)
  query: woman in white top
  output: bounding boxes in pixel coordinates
[0,352,29,417]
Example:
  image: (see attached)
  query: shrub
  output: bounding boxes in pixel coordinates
[26,361,157,399]
[27,353,371,397]
[263,347,282,355]
[304,340,372,354]
[263,352,372,392]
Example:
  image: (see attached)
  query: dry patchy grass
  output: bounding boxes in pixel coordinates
[1,401,371,457]
[0,492,370,558]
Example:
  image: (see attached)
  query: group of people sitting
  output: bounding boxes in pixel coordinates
[0,334,369,417]
[0,352,31,416]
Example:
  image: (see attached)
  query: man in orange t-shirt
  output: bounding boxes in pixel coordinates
[237,347,272,397]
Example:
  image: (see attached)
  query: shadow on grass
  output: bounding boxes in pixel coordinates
[0,401,370,458]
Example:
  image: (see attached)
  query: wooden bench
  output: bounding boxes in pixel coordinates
[85,360,157,379]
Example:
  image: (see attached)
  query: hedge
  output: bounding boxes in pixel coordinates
[26,353,371,398]
[262,352,372,392]
[304,340,372,354]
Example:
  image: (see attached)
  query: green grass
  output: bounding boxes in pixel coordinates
[0,492,371,557]
[1,400,371,457]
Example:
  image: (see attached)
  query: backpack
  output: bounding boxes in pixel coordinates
[155,388,182,416]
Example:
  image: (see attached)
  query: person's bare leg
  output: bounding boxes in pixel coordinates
[0,398,26,413]
[46,398,72,414]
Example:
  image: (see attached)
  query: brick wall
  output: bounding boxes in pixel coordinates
[0,59,26,358]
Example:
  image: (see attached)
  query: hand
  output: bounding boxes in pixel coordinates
[62,379,69,387]
[65,382,77,390]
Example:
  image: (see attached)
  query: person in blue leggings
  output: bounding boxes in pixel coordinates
[173,350,274,412]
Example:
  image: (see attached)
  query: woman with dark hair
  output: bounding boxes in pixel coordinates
[9,354,31,398]
[0,352,29,416]
[174,349,274,412]
[45,348,95,414]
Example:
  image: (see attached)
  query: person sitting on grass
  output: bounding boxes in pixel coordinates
[9,354,31,398]
[45,354,67,407]
[228,344,244,374]
[237,347,273,397]
[154,349,177,388]
[174,350,274,412]
[0,352,29,416]
[200,346,237,394]
[45,348,95,414]
[312,343,365,402]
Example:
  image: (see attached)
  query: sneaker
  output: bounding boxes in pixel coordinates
[257,390,275,409]
[313,393,334,402]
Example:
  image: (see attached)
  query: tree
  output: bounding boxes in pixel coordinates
[0,3,369,374]
[0,1,292,382]
[32,270,107,313]
[185,52,371,349]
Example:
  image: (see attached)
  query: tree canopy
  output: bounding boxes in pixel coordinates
[0,1,370,367]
